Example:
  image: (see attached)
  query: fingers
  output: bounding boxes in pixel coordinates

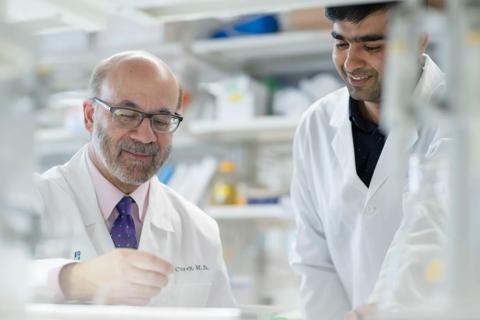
[124,283,162,301]
[344,311,358,320]
[84,249,172,305]
[95,282,162,305]
[127,269,169,289]
[344,304,375,320]
[120,249,173,275]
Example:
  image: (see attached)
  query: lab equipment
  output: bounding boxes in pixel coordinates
[372,0,480,318]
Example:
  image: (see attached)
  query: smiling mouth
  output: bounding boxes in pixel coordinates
[347,74,371,86]
[122,150,154,159]
[349,74,369,80]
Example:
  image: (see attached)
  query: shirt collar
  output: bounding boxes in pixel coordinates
[86,149,150,222]
[348,97,380,134]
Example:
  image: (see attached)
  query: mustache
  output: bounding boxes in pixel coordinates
[118,139,160,156]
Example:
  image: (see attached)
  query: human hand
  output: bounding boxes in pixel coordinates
[344,303,376,320]
[59,249,173,305]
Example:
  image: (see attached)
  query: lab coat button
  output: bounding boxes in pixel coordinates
[365,205,377,216]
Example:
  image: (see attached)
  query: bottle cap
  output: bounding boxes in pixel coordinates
[219,160,236,173]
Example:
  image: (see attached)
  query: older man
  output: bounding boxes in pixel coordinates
[31,51,235,307]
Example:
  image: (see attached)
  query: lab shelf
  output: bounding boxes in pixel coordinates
[39,42,183,67]
[35,128,89,157]
[35,127,88,143]
[133,0,394,22]
[8,0,398,33]
[192,30,333,63]
[191,30,335,75]
[188,115,299,143]
[205,204,294,222]
[35,115,299,156]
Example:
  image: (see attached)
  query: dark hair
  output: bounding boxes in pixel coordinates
[325,2,399,23]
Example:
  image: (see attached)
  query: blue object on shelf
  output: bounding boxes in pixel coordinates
[247,196,280,205]
[158,164,175,185]
[211,14,280,39]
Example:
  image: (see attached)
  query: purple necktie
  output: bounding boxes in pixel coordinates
[110,196,138,249]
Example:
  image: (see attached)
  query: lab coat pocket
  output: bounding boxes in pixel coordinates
[149,282,212,307]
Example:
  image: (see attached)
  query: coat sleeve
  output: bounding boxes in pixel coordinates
[205,222,237,308]
[28,173,76,303]
[289,122,351,320]
[368,137,450,311]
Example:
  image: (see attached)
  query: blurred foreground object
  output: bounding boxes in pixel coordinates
[0,5,37,319]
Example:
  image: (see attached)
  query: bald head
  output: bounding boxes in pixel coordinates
[89,51,182,110]
[85,51,181,193]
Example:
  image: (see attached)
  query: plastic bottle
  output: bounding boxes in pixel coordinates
[211,161,238,205]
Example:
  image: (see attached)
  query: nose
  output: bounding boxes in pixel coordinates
[130,117,157,144]
[343,46,366,73]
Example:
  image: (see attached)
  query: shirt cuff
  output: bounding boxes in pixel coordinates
[48,262,76,302]
[29,259,75,303]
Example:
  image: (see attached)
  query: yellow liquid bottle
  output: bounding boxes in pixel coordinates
[211,160,238,205]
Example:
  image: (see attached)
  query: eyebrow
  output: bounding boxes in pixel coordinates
[121,100,140,109]
[119,100,173,114]
[331,31,385,43]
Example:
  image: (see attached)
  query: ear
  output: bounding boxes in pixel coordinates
[419,34,429,56]
[83,99,95,133]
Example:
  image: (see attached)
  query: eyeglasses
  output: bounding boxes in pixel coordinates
[93,97,183,133]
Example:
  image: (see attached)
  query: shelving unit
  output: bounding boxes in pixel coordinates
[132,0,392,21]
[35,128,89,162]
[205,204,294,222]
[6,0,394,32]
[35,29,330,153]
[188,115,299,143]
[192,30,335,75]
[35,127,88,144]
[192,30,333,63]
[182,26,305,305]
[34,115,299,159]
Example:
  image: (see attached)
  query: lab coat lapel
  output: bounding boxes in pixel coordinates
[63,145,114,256]
[366,128,418,202]
[138,179,175,255]
[366,56,439,202]
[330,89,367,193]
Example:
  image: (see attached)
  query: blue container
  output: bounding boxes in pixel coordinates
[158,164,175,185]
[211,14,280,39]
[247,196,280,205]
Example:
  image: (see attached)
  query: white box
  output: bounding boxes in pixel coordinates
[202,75,268,122]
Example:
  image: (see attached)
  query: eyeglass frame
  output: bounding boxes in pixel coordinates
[92,97,183,133]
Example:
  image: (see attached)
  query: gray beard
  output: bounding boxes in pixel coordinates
[91,122,171,185]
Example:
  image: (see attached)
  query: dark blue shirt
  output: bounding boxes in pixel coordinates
[349,97,386,187]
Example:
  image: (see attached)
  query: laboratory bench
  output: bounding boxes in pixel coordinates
[5,304,302,320]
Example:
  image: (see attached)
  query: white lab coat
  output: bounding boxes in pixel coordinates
[368,139,451,312]
[30,145,235,308]
[289,55,447,320]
